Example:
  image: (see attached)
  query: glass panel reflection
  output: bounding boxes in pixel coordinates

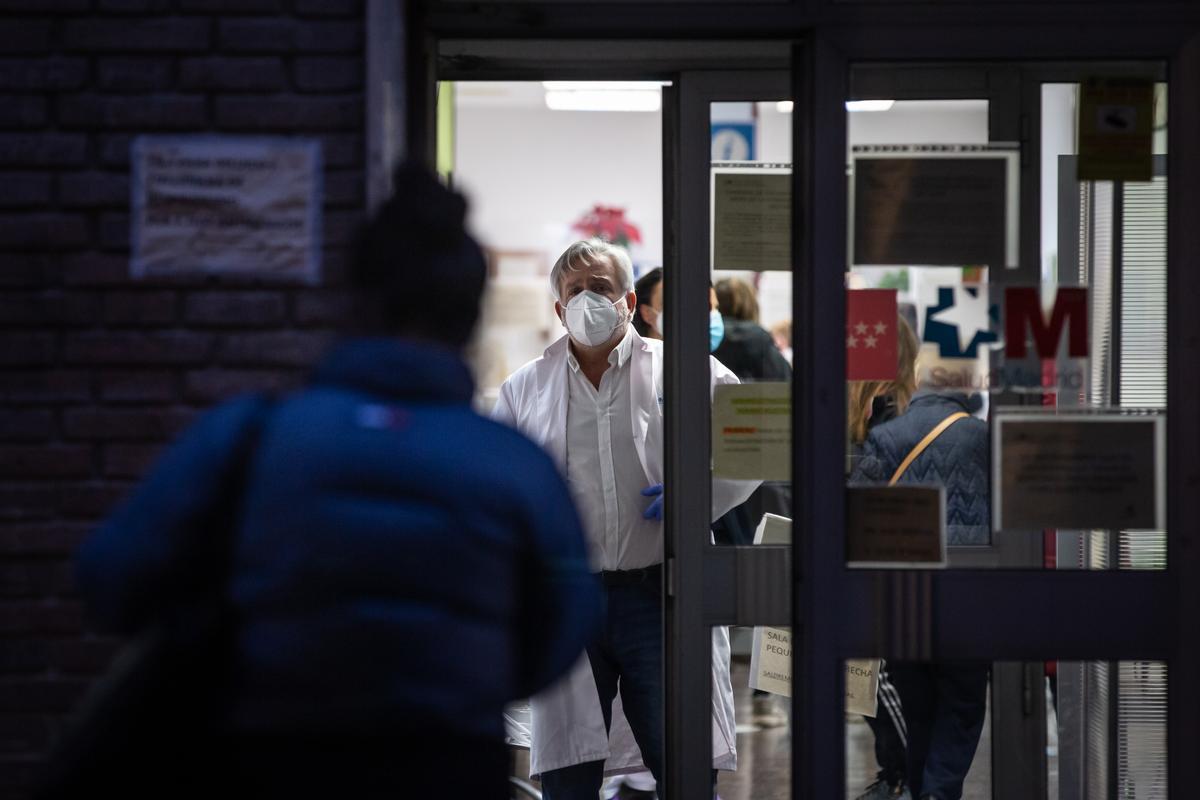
[710,101,795,547]
[844,660,1167,800]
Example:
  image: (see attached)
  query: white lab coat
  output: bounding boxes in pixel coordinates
[492,330,760,778]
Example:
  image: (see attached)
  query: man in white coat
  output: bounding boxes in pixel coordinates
[492,239,759,799]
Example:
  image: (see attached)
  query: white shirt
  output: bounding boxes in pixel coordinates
[565,329,661,571]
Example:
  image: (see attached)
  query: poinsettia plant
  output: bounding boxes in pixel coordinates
[570,205,643,249]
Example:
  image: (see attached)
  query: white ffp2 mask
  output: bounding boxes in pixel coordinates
[562,290,627,348]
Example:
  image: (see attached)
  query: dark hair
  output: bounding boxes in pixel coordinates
[715,277,759,322]
[350,162,486,347]
[632,267,663,337]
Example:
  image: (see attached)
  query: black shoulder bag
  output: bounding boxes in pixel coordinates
[36,396,274,800]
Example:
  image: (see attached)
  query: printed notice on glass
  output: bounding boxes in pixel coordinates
[749,626,792,697]
[845,660,879,717]
[1077,77,1154,182]
[712,381,790,480]
[749,623,878,716]
[851,149,1018,269]
[993,413,1164,531]
[131,135,322,282]
[711,168,791,271]
[846,486,946,567]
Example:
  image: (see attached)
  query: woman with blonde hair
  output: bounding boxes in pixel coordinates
[849,310,990,800]
[847,314,921,446]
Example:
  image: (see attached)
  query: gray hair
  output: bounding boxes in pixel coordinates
[550,239,635,301]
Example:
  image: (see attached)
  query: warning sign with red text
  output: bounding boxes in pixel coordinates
[712,382,791,480]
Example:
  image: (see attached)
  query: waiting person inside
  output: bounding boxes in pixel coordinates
[493,239,760,799]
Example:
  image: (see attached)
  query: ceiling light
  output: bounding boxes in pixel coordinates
[846,99,895,112]
[542,81,669,92]
[545,90,661,112]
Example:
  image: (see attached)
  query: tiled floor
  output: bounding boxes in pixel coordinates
[512,658,1056,799]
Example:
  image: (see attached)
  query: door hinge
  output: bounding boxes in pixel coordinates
[666,557,676,597]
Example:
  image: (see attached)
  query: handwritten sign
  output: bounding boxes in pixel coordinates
[132,135,322,282]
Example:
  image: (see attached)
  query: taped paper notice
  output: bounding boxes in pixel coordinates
[845,660,880,718]
[852,149,1017,269]
[846,486,946,567]
[713,382,790,481]
[712,169,791,271]
[132,135,322,282]
[1078,77,1154,182]
[994,413,1163,531]
[749,626,792,697]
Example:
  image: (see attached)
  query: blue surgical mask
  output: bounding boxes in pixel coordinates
[709,309,725,351]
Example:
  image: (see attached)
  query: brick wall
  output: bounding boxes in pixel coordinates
[0,1,366,792]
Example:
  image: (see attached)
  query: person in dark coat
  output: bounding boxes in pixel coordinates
[710,277,792,548]
[712,277,791,382]
[75,164,603,798]
[849,324,990,800]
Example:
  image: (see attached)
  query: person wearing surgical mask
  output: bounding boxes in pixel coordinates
[632,267,726,355]
[493,240,760,799]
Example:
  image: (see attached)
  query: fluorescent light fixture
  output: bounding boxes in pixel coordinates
[774,99,896,113]
[545,89,661,112]
[845,99,895,112]
[542,81,669,92]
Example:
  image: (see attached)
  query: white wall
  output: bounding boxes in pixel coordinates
[454,103,663,271]
[849,101,989,146]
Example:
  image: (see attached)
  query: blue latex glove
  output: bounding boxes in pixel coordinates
[641,483,664,521]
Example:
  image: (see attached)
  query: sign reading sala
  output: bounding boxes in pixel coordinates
[921,285,1089,393]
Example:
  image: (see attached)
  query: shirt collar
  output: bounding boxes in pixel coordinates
[566,326,634,373]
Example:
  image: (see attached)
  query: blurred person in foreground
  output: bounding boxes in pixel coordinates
[849,316,989,800]
[493,239,759,799]
[74,164,602,798]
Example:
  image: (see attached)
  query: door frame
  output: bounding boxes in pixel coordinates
[398,8,1200,798]
[797,26,1200,800]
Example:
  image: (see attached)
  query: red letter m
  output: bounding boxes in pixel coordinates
[1005,287,1088,359]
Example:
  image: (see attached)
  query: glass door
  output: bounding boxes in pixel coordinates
[794,35,1198,800]
[666,68,795,800]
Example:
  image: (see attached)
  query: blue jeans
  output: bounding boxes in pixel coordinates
[540,578,664,800]
[888,662,989,800]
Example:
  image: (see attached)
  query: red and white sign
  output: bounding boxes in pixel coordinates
[847,289,898,380]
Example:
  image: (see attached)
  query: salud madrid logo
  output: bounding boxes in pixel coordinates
[922,286,1089,392]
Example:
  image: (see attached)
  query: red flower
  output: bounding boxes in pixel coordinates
[571,204,642,248]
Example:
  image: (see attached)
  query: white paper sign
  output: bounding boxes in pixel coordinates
[713,382,790,480]
[845,659,880,717]
[132,135,322,282]
[746,513,876,716]
[749,626,793,697]
[711,166,791,271]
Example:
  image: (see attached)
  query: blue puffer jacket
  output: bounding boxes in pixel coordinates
[78,338,602,739]
[849,392,990,546]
